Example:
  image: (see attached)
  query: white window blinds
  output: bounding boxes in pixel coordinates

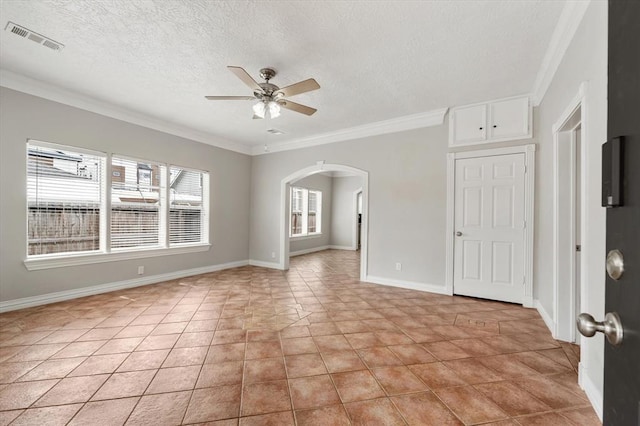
[27,142,104,256]
[110,156,165,249]
[170,167,206,244]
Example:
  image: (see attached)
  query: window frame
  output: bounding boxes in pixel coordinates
[289,186,322,239]
[24,139,210,271]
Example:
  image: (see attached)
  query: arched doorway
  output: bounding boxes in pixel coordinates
[280,162,369,280]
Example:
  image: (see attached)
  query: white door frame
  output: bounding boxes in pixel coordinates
[445,144,536,306]
[352,188,363,251]
[280,163,369,280]
[552,82,588,341]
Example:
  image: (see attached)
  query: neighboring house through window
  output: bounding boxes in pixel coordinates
[290,186,322,237]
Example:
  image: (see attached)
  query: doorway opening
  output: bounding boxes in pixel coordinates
[280,163,369,280]
[553,84,586,343]
[353,189,363,251]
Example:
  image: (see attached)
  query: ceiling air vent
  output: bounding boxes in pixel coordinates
[267,128,285,135]
[4,22,64,52]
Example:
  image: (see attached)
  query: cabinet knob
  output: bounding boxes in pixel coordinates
[479,127,483,130]
[493,125,497,128]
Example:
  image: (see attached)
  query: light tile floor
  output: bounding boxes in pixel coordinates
[0,250,600,425]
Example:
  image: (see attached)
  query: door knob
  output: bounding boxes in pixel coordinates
[577,312,624,346]
[455,231,462,237]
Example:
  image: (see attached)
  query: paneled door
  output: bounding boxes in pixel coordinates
[453,153,526,303]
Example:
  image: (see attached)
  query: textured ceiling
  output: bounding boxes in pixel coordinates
[0,0,564,151]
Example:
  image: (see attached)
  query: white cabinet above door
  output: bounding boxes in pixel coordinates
[489,97,530,140]
[449,95,532,147]
[451,104,487,144]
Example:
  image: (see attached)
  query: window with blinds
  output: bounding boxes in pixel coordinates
[290,187,322,237]
[27,142,105,256]
[308,190,321,234]
[291,187,304,236]
[110,156,164,249]
[27,140,210,260]
[170,166,206,244]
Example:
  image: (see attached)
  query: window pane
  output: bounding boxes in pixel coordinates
[309,190,321,233]
[291,187,304,236]
[27,143,103,256]
[308,191,317,212]
[291,213,302,235]
[308,212,316,233]
[170,167,205,244]
[111,157,164,249]
[292,187,304,212]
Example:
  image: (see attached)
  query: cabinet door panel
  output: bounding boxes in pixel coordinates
[489,97,529,139]
[452,104,487,144]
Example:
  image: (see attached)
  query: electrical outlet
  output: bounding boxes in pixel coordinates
[271,252,276,259]
[137,266,144,275]
[395,262,402,271]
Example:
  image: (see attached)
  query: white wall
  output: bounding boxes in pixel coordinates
[249,125,449,288]
[330,176,362,249]
[289,174,332,255]
[534,0,607,415]
[0,88,252,303]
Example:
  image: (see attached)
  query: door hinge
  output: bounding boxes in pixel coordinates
[576,245,581,252]
[523,220,526,229]
[523,277,526,286]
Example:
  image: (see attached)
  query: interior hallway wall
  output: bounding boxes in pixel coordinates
[330,176,363,249]
[534,0,607,414]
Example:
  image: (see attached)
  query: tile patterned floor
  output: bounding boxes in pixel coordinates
[0,250,600,425]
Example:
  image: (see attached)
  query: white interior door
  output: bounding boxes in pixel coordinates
[453,153,526,303]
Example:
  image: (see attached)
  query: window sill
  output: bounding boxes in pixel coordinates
[290,234,323,241]
[24,243,211,271]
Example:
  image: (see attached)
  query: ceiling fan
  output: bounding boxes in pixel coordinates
[205,66,320,119]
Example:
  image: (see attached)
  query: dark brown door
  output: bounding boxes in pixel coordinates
[604,1,640,424]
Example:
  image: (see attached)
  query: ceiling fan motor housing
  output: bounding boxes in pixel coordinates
[255,82,280,99]
[259,68,277,81]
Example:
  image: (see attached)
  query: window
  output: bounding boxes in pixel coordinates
[27,141,105,256]
[290,187,322,237]
[169,166,206,245]
[111,156,165,249]
[26,140,210,266]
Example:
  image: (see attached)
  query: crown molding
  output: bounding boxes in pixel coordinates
[530,0,591,106]
[253,108,448,156]
[0,69,253,155]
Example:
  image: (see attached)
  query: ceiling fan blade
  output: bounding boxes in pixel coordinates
[228,66,263,92]
[275,78,320,98]
[279,100,317,116]
[205,96,255,100]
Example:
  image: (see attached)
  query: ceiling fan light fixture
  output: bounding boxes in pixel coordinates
[252,101,266,118]
[268,101,281,118]
[253,100,280,119]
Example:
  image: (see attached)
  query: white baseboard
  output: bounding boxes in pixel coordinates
[579,362,603,421]
[290,245,356,257]
[328,245,355,251]
[534,299,556,337]
[364,275,449,295]
[0,260,249,313]
[289,245,330,257]
[248,259,282,269]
